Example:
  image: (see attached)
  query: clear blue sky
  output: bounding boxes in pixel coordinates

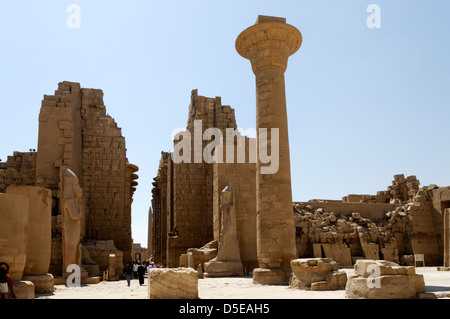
[1,1,449,247]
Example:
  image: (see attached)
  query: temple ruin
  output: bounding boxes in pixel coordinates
[1,14,450,300]
[149,15,450,291]
[0,81,138,296]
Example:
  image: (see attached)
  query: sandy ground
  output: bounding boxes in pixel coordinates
[34,267,450,299]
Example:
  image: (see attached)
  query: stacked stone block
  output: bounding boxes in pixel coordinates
[151,90,239,268]
[0,152,37,193]
[81,90,132,264]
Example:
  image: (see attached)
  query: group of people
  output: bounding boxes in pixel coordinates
[1,258,160,298]
[122,260,159,287]
[0,262,16,299]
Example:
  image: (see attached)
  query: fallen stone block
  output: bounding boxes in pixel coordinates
[346,259,426,299]
[148,268,198,299]
[289,258,347,290]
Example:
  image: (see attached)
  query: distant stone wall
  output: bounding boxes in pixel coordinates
[298,201,398,221]
[294,175,445,266]
[151,90,239,268]
[0,152,37,193]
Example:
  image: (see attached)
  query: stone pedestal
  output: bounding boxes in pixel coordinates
[23,274,54,294]
[289,258,347,291]
[236,15,302,284]
[204,261,244,278]
[8,281,35,299]
[252,268,291,285]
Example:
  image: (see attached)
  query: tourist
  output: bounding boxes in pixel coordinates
[122,263,133,287]
[137,263,145,286]
[132,262,138,279]
[0,262,16,299]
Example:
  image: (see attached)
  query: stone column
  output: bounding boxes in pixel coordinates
[445,208,450,268]
[6,186,55,294]
[236,15,302,284]
[0,193,29,281]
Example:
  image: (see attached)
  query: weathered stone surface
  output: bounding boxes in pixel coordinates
[252,268,290,285]
[23,273,54,294]
[290,258,346,290]
[346,260,426,299]
[10,281,35,299]
[354,259,415,277]
[0,193,28,281]
[148,268,198,299]
[179,241,218,272]
[6,186,52,276]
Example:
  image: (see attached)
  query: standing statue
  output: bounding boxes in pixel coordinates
[204,183,244,277]
[61,168,83,278]
[216,183,241,261]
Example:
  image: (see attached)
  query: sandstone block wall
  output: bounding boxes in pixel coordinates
[151,90,239,268]
[0,152,37,193]
[294,175,445,266]
[1,81,138,276]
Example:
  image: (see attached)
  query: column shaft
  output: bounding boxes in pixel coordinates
[255,65,296,269]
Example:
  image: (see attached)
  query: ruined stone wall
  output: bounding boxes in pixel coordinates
[151,89,238,268]
[81,88,132,264]
[2,81,138,274]
[0,152,37,193]
[343,174,420,204]
[300,201,398,221]
[294,175,444,266]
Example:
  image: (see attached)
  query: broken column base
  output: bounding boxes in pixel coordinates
[289,258,347,291]
[203,260,245,278]
[23,273,54,294]
[345,260,426,299]
[8,281,35,299]
[252,268,291,285]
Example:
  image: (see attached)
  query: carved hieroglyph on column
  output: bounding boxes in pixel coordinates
[204,183,244,277]
[60,168,83,277]
[236,15,302,284]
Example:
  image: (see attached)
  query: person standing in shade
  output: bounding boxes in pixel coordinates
[122,263,133,287]
[132,262,138,279]
[137,263,145,286]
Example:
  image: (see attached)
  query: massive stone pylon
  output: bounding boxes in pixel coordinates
[236,15,302,284]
